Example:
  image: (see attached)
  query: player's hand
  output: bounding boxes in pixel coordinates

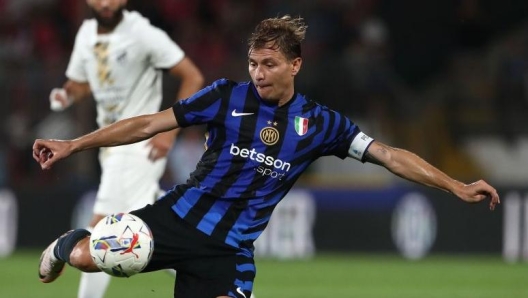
[32,139,73,170]
[146,131,175,161]
[456,180,500,211]
[49,88,73,111]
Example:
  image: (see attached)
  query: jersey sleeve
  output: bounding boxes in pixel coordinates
[320,109,374,161]
[141,24,185,69]
[65,23,89,82]
[172,79,232,127]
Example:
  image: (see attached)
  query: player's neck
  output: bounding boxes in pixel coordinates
[278,88,295,107]
[97,15,124,34]
[97,24,118,34]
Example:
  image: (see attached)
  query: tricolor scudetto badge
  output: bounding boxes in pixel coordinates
[294,116,308,136]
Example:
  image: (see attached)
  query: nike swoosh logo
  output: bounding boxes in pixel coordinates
[236,287,247,298]
[232,109,254,117]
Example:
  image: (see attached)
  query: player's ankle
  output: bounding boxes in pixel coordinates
[54,229,91,264]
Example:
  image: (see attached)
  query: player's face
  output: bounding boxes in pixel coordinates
[248,44,301,104]
[87,0,127,29]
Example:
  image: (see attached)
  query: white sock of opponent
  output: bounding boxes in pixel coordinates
[77,225,111,298]
[78,271,111,298]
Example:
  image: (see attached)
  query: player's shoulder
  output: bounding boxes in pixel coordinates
[211,78,241,90]
[296,93,324,110]
[76,18,97,38]
[72,19,96,45]
[297,94,344,118]
[123,10,157,32]
[196,78,242,98]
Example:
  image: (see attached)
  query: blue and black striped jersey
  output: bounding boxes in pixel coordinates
[168,78,367,252]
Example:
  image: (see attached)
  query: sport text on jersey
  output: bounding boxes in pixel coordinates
[230,144,291,180]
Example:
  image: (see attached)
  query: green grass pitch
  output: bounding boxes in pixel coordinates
[1,250,527,297]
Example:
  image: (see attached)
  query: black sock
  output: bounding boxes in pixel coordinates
[53,229,91,265]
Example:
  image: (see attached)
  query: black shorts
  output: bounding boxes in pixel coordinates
[131,196,255,298]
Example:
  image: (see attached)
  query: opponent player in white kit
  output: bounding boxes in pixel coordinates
[48,1,204,297]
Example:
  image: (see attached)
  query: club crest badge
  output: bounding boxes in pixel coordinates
[260,127,279,145]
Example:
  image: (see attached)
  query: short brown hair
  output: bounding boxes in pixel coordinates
[248,15,307,61]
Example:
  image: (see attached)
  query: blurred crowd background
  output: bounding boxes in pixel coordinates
[1,0,528,191]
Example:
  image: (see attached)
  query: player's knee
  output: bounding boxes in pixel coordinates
[69,238,99,272]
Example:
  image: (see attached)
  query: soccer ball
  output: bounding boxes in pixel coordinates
[89,213,154,277]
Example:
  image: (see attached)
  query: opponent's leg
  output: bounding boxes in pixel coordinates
[78,271,111,298]
[38,229,93,283]
[77,216,112,298]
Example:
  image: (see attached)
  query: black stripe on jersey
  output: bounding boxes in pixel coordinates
[248,105,289,189]
[182,192,217,227]
[235,253,256,281]
[182,83,238,224]
[328,111,351,158]
[242,221,268,236]
[236,93,261,149]
[294,100,324,158]
[210,86,259,196]
[241,107,291,226]
[211,90,293,242]
[243,191,285,234]
[286,103,328,168]
[210,199,248,243]
[322,107,337,147]
[209,88,261,242]
[173,80,236,127]
[188,80,235,115]
[175,81,236,227]
[184,81,236,187]
[251,196,280,222]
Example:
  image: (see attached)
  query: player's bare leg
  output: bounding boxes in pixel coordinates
[69,237,99,271]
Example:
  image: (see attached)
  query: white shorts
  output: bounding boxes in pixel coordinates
[93,143,167,215]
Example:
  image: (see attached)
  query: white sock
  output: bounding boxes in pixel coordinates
[165,268,177,276]
[78,271,111,298]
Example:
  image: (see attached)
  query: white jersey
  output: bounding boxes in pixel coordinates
[66,10,184,153]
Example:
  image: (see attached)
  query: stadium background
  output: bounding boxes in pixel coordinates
[1,0,528,297]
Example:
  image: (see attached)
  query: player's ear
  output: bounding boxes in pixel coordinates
[291,57,302,76]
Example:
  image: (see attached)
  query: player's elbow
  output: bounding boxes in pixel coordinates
[64,80,91,101]
[189,70,205,89]
[183,64,205,89]
[141,114,161,137]
[381,147,405,173]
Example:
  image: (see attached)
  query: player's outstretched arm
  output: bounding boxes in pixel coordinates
[363,141,500,210]
[33,108,179,170]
